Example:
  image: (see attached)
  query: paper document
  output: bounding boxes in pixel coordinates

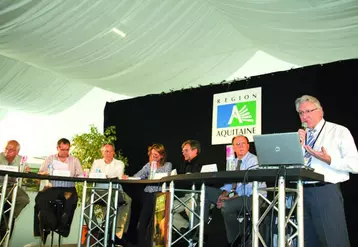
[53,170,71,177]
[52,160,69,170]
[153,172,168,179]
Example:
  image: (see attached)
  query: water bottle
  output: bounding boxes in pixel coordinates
[226,155,236,171]
[226,145,235,170]
[150,161,157,179]
[48,164,53,175]
[231,157,237,170]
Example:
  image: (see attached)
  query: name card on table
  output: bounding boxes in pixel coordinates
[153,172,169,179]
[53,170,71,177]
[0,165,19,172]
[200,164,218,173]
[89,172,107,179]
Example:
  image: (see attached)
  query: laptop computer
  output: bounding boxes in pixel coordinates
[253,132,305,167]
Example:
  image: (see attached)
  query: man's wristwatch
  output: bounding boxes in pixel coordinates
[228,190,237,198]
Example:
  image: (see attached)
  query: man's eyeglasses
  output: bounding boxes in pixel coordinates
[298,108,318,116]
[182,148,196,153]
[5,148,16,153]
[234,142,248,147]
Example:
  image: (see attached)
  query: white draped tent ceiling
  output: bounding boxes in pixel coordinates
[1,0,358,118]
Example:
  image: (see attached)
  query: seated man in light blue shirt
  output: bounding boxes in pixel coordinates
[205,135,266,246]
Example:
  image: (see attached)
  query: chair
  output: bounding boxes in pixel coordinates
[231,204,271,247]
[234,212,252,247]
[39,199,65,247]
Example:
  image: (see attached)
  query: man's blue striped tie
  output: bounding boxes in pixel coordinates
[305,130,315,167]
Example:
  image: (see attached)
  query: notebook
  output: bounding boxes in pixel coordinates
[253,132,305,167]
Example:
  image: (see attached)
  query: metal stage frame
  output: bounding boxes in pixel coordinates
[78,181,120,247]
[0,175,18,247]
[252,178,304,247]
[0,168,323,247]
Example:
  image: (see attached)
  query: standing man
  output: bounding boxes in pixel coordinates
[36,138,83,237]
[0,140,30,238]
[296,95,358,247]
[89,143,132,242]
[205,135,266,246]
[173,140,202,232]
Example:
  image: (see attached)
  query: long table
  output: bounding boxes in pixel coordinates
[0,171,167,247]
[159,167,324,247]
[0,167,324,247]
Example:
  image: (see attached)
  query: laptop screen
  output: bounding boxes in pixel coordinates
[253,132,305,166]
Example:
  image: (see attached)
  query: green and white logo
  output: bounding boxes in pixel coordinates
[228,101,256,126]
[212,87,261,145]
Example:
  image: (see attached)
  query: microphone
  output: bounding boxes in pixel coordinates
[301,122,307,130]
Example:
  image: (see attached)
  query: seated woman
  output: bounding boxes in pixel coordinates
[134,143,172,247]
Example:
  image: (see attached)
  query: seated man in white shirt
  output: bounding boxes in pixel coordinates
[87,143,132,241]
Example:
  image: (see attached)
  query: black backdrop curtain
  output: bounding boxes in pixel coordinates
[104,59,358,246]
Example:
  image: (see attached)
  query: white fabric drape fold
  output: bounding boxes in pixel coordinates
[0,0,357,117]
[0,55,91,114]
[208,0,358,64]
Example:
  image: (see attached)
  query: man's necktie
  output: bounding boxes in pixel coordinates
[305,130,315,167]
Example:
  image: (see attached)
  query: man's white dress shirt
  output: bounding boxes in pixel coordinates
[91,158,124,179]
[308,118,358,183]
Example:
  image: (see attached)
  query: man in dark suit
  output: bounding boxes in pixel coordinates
[173,140,202,232]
